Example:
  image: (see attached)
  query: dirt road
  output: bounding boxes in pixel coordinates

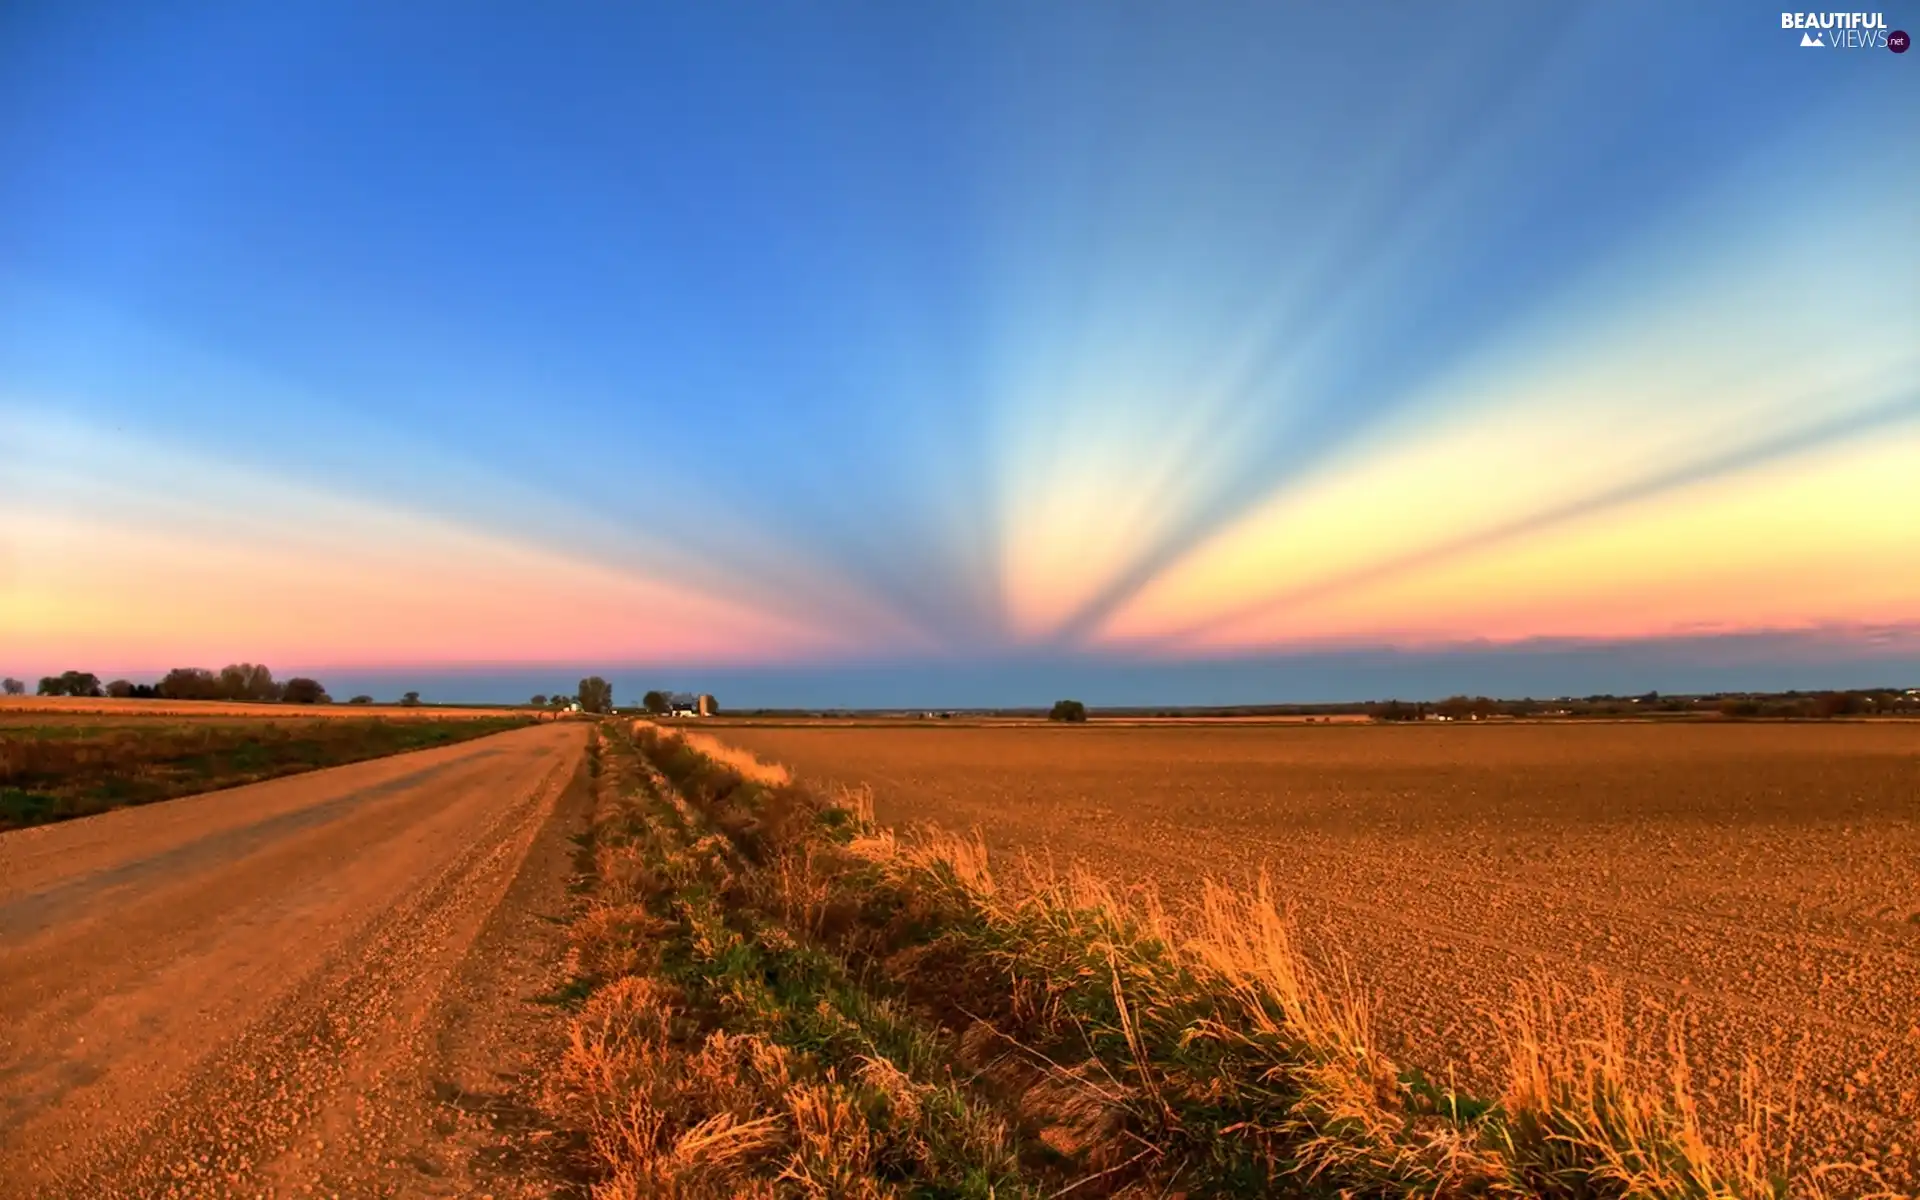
[0,721,592,1198]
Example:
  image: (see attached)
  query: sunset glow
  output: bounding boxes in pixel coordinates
[3,2,1915,701]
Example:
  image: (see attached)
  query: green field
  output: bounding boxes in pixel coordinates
[0,716,533,829]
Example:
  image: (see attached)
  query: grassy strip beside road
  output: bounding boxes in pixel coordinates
[0,716,534,829]
[547,721,1836,1199]
[552,723,1044,1198]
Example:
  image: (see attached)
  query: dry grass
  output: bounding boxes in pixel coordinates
[549,725,1034,1197]
[636,719,792,786]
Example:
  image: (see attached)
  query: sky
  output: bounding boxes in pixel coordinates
[2,2,1917,706]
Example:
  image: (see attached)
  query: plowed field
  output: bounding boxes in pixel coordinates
[710,719,1920,1183]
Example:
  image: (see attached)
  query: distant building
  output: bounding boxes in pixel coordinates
[697,693,717,717]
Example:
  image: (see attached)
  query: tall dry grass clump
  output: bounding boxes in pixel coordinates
[542,722,1871,1199]
[633,718,791,786]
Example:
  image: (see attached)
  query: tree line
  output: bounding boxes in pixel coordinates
[522,682,726,718]
[5,665,384,706]
[528,676,618,716]
[638,690,719,716]
[1368,689,1920,722]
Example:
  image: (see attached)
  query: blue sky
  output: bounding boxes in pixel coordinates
[3,2,1916,705]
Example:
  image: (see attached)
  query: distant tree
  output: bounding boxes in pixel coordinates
[1436,695,1499,721]
[577,677,613,714]
[50,671,103,698]
[2,677,23,696]
[218,664,248,701]
[642,689,669,715]
[1812,692,1860,719]
[1369,700,1422,722]
[281,677,331,705]
[1047,699,1088,723]
[348,694,374,705]
[157,667,221,700]
[400,691,422,706]
[218,663,280,703]
[248,664,280,701]
[132,683,157,698]
[530,694,549,707]
[105,679,136,698]
[37,676,63,696]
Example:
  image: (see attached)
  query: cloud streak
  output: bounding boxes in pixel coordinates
[2,414,854,670]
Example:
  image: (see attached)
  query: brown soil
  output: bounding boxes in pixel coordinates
[712,720,1920,1184]
[0,722,593,1198]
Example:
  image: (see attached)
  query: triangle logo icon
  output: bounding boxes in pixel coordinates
[1800,30,1823,45]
